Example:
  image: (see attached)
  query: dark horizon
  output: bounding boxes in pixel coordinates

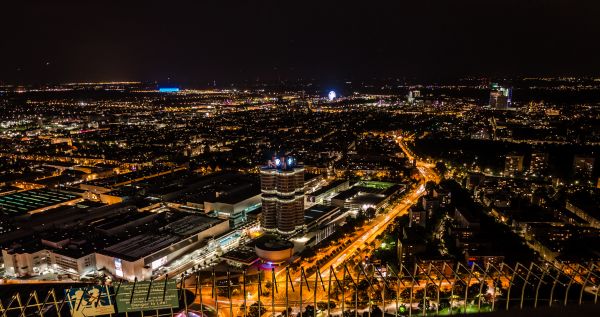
[2,1,600,85]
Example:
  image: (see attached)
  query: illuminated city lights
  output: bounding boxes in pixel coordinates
[1,2,599,315]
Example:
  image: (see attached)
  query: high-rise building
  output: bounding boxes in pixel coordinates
[529,152,549,176]
[407,90,421,103]
[260,156,305,235]
[489,83,512,110]
[504,154,524,176]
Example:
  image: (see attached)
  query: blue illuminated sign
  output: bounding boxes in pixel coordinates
[158,87,180,93]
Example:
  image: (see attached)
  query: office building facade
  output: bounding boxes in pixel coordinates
[489,83,512,110]
[530,152,549,176]
[573,155,595,179]
[504,154,524,176]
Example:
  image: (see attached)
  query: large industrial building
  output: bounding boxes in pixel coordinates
[2,232,111,279]
[305,179,350,206]
[96,213,229,281]
[203,184,261,228]
[304,204,349,245]
[2,212,230,281]
[170,173,262,228]
[260,156,305,235]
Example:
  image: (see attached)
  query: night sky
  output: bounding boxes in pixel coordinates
[2,1,600,84]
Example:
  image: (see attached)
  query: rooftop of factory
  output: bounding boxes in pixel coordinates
[304,204,342,224]
[100,214,224,261]
[307,179,349,197]
[0,189,80,216]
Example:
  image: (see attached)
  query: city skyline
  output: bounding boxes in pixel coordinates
[0,76,599,317]
[1,2,600,316]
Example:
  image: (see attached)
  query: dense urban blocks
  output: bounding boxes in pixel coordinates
[0,80,598,316]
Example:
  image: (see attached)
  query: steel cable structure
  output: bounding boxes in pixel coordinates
[1,258,599,317]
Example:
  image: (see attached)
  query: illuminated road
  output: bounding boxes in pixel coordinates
[284,136,440,311]
[334,137,436,264]
[317,182,427,278]
[316,137,438,277]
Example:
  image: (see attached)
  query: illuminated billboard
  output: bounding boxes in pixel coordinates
[65,286,116,317]
[151,256,168,270]
[115,280,179,312]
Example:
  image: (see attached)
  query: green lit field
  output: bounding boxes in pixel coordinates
[437,304,492,315]
[398,304,493,316]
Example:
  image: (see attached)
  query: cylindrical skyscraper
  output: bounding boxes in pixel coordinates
[260,156,305,235]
